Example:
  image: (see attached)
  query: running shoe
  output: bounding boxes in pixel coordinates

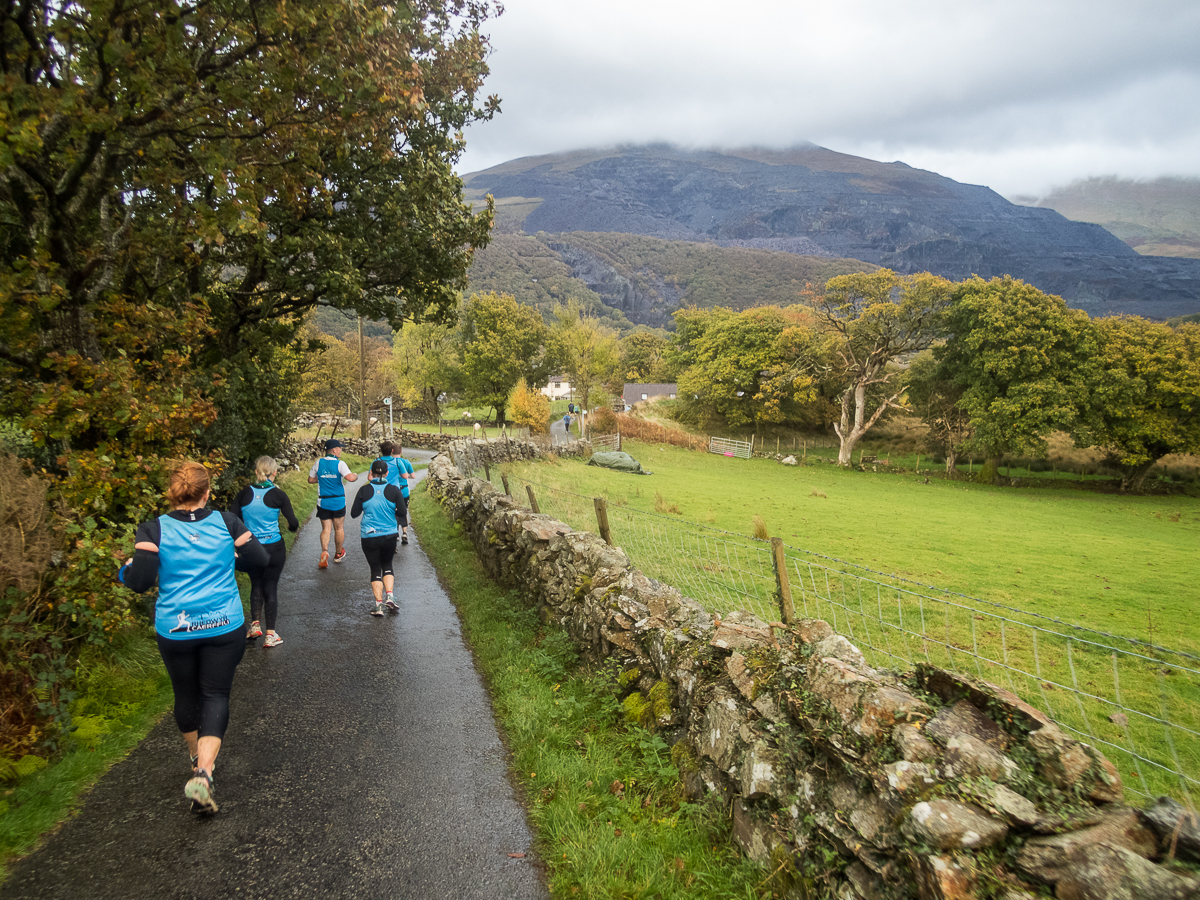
[370,602,384,617]
[184,770,218,814]
[333,547,347,563]
[385,594,399,611]
[263,632,283,648]
[401,535,409,545]
[318,550,329,569]
[246,621,263,639]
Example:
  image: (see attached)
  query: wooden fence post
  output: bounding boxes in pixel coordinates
[770,537,795,625]
[526,484,540,513]
[594,497,613,546]
[501,474,511,498]
[483,461,491,483]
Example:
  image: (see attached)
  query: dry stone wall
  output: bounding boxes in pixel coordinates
[426,444,1199,900]
[279,430,592,469]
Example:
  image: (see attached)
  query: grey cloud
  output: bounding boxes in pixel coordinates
[460,0,1200,195]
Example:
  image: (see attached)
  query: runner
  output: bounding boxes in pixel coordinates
[376,440,416,544]
[118,461,268,814]
[349,459,406,617]
[233,455,299,648]
[308,438,358,567]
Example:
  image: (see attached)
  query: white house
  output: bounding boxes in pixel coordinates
[540,376,572,400]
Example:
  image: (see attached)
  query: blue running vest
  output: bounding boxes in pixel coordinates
[376,455,413,497]
[241,484,281,544]
[376,456,403,490]
[316,456,346,511]
[360,482,399,537]
[155,514,243,641]
[396,456,414,498]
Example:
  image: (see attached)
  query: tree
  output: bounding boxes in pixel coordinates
[1,0,499,467]
[458,292,550,426]
[810,270,953,466]
[392,320,463,421]
[1083,317,1200,491]
[550,302,620,415]
[934,276,1097,484]
[297,328,393,420]
[507,378,551,434]
[667,306,825,432]
[619,330,672,384]
[905,351,972,473]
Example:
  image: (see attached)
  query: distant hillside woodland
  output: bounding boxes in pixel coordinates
[465,232,876,329]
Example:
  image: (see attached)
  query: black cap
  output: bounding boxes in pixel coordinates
[325,439,343,452]
[370,460,389,477]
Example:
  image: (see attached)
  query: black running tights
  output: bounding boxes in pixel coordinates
[156,629,246,740]
[361,533,398,582]
[248,539,287,630]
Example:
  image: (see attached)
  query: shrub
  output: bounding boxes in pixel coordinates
[0,454,72,757]
[614,414,706,451]
[752,514,769,540]
[588,405,618,435]
[508,378,551,434]
[653,492,681,515]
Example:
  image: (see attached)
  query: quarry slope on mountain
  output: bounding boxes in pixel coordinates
[463,145,1200,320]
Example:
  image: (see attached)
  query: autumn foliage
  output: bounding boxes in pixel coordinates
[508,378,552,434]
[613,414,707,451]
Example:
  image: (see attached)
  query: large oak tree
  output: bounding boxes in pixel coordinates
[0,0,501,726]
[811,270,953,466]
[1084,317,1200,491]
[2,0,499,474]
[934,276,1097,484]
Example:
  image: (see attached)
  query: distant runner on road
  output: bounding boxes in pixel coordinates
[308,438,358,568]
[350,459,406,617]
[119,461,268,814]
[376,440,415,544]
[233,455,299,648]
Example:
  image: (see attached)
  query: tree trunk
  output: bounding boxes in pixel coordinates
[944,449,959,474]
[834,381,898,466]
[976,457,1001,484]
[1122,458,1159,493]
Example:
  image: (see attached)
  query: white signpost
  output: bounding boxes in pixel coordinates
[383,397,393,436]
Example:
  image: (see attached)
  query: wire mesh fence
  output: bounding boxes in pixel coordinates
[457,453,1200,806]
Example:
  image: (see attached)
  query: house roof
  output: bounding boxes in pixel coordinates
[622,383,678,406]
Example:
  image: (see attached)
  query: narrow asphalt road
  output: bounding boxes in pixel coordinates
[1,456,547,900]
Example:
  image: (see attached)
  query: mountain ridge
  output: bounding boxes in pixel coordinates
[463,144,1200,320]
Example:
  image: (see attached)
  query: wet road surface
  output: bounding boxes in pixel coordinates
[1,458,547,900]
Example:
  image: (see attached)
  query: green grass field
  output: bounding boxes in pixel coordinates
[481,440,1200,803]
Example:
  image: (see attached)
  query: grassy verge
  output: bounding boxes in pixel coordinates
[0,465,326,878]
[410,487,771,899]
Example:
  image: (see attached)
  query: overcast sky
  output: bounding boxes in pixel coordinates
[456,0,1200,199]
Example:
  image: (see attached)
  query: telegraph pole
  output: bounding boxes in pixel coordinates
[359,316,367,439]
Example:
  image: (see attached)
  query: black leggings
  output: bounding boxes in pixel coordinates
[361,534,398,582]
[248,539,287,630]
[156,629,246,740]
